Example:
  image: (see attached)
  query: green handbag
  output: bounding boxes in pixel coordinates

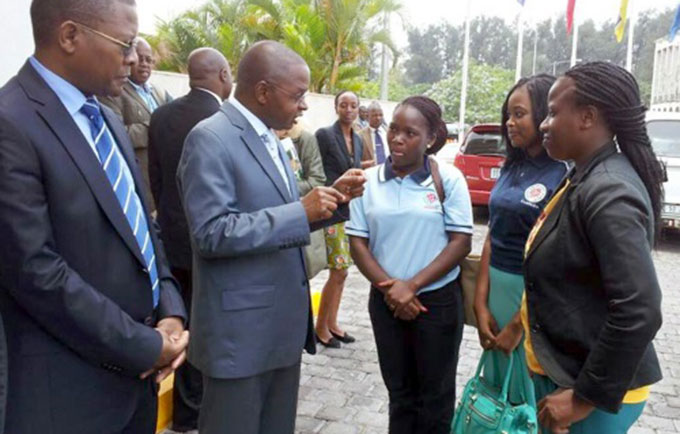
[451,350,538,434]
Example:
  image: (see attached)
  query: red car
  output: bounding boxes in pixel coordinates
[453,124,505,206]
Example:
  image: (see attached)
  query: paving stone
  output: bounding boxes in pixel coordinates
[298,399,324,417]
[316,405,355,422]
[319,422,360,434]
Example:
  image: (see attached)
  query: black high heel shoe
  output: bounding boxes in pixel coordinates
[330,330,356,344]
[315,333,341,348]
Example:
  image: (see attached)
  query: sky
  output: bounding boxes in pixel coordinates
[137,0,680,48]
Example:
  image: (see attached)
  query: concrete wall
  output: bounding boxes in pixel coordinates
[0,0,34,85]
[151,71,399,131]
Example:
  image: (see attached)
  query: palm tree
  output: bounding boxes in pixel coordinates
[148,0,401,93]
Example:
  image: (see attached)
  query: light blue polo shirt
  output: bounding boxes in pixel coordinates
[347,157,473,294]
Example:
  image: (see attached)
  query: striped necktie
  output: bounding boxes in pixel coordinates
[80,98,160,307]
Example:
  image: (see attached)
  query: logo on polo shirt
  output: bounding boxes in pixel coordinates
[423,192,442,211]
[524,183,548,204]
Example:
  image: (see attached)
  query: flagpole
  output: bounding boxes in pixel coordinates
[532,27,538,75]
[626,0,636,72]
[459,0,472,143]
[570,5,579,67]
[515,5,524,81]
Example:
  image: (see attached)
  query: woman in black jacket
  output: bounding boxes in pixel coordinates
[518,62,664,433]
[314,90,365,347]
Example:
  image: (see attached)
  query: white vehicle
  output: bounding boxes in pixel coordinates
[647,111,680,229]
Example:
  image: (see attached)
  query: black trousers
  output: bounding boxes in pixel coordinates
[119,379,158,434]
[369,280,464,434]
[171,267,203,431]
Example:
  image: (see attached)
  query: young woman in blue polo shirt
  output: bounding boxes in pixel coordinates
[472,74,567,404]
[347,96,473,434]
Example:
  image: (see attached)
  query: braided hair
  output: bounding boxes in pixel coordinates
[400,96,448,155]
[501,74,556,168]
[564,61,665,235]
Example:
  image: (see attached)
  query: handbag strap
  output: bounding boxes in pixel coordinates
[499,350,515,402]
[429,156,445,204]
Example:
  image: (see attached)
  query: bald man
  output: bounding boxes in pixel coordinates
[148,47,232,432]
[101,37,171,212]
[177,41,365,433]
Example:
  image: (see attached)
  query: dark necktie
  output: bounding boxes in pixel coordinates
[374,129,386,164]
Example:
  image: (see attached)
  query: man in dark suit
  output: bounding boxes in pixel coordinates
[101,37,171,212]
[149,47,232,433]
[0,1,188,433]
[177,40,366,434]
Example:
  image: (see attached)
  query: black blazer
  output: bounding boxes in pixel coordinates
[524,143,662,413]
[0,61,186,433]
[149,88,222,270]
[315,121,363,185]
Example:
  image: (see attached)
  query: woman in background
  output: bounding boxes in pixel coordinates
[315,90,365,347]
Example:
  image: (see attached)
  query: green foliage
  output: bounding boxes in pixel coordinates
[426,62,514,125]
[148,0,401,94]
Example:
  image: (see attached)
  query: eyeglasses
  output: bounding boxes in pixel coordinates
[72,21,138,57]
[267,81,308,104]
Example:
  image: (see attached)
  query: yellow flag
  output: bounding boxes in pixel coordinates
[615,0,629,42]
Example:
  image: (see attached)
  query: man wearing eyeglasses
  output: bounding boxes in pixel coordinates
[177,40,366,434]
[101,37,171,213]
[0,1,188,433]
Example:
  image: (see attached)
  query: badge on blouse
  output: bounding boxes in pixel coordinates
[524,183,548,203]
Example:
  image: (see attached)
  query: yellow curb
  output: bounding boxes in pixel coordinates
[311,289,321,317]
[156,374,174,433]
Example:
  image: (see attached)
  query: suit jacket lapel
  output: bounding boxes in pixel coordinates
[19,64,147,267]
[277,139,299,201]
[222,102,291,202]
[525,178,570,261]
[332,122,352,168]
[352,130,363,167]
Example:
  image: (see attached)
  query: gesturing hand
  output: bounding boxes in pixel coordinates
[332,168,366,202]
[301,186,345,223]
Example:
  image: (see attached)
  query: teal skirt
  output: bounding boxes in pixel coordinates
[533,374,646,434]
[482,266,533,404]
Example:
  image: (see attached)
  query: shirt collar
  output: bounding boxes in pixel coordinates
[381,155,431,184]
[128,78,152,93]
[229,96,271,138]
[194,87,223,105]
[525,150,555,169]
[29,56,88,117]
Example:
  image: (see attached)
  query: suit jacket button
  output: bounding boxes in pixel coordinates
[144,316,153,326]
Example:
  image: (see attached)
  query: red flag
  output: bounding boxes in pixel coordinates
[567,0,576,34]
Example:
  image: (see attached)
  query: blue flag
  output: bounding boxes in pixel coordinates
[671,4,680,41]
[517,0,525,5]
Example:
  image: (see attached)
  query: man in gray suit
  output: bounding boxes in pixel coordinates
[177,40,365,434]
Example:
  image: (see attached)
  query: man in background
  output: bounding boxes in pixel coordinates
[355,104,369,130]
[101,37,171,212]
[149,47,233,433]
[359,101,389,165]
